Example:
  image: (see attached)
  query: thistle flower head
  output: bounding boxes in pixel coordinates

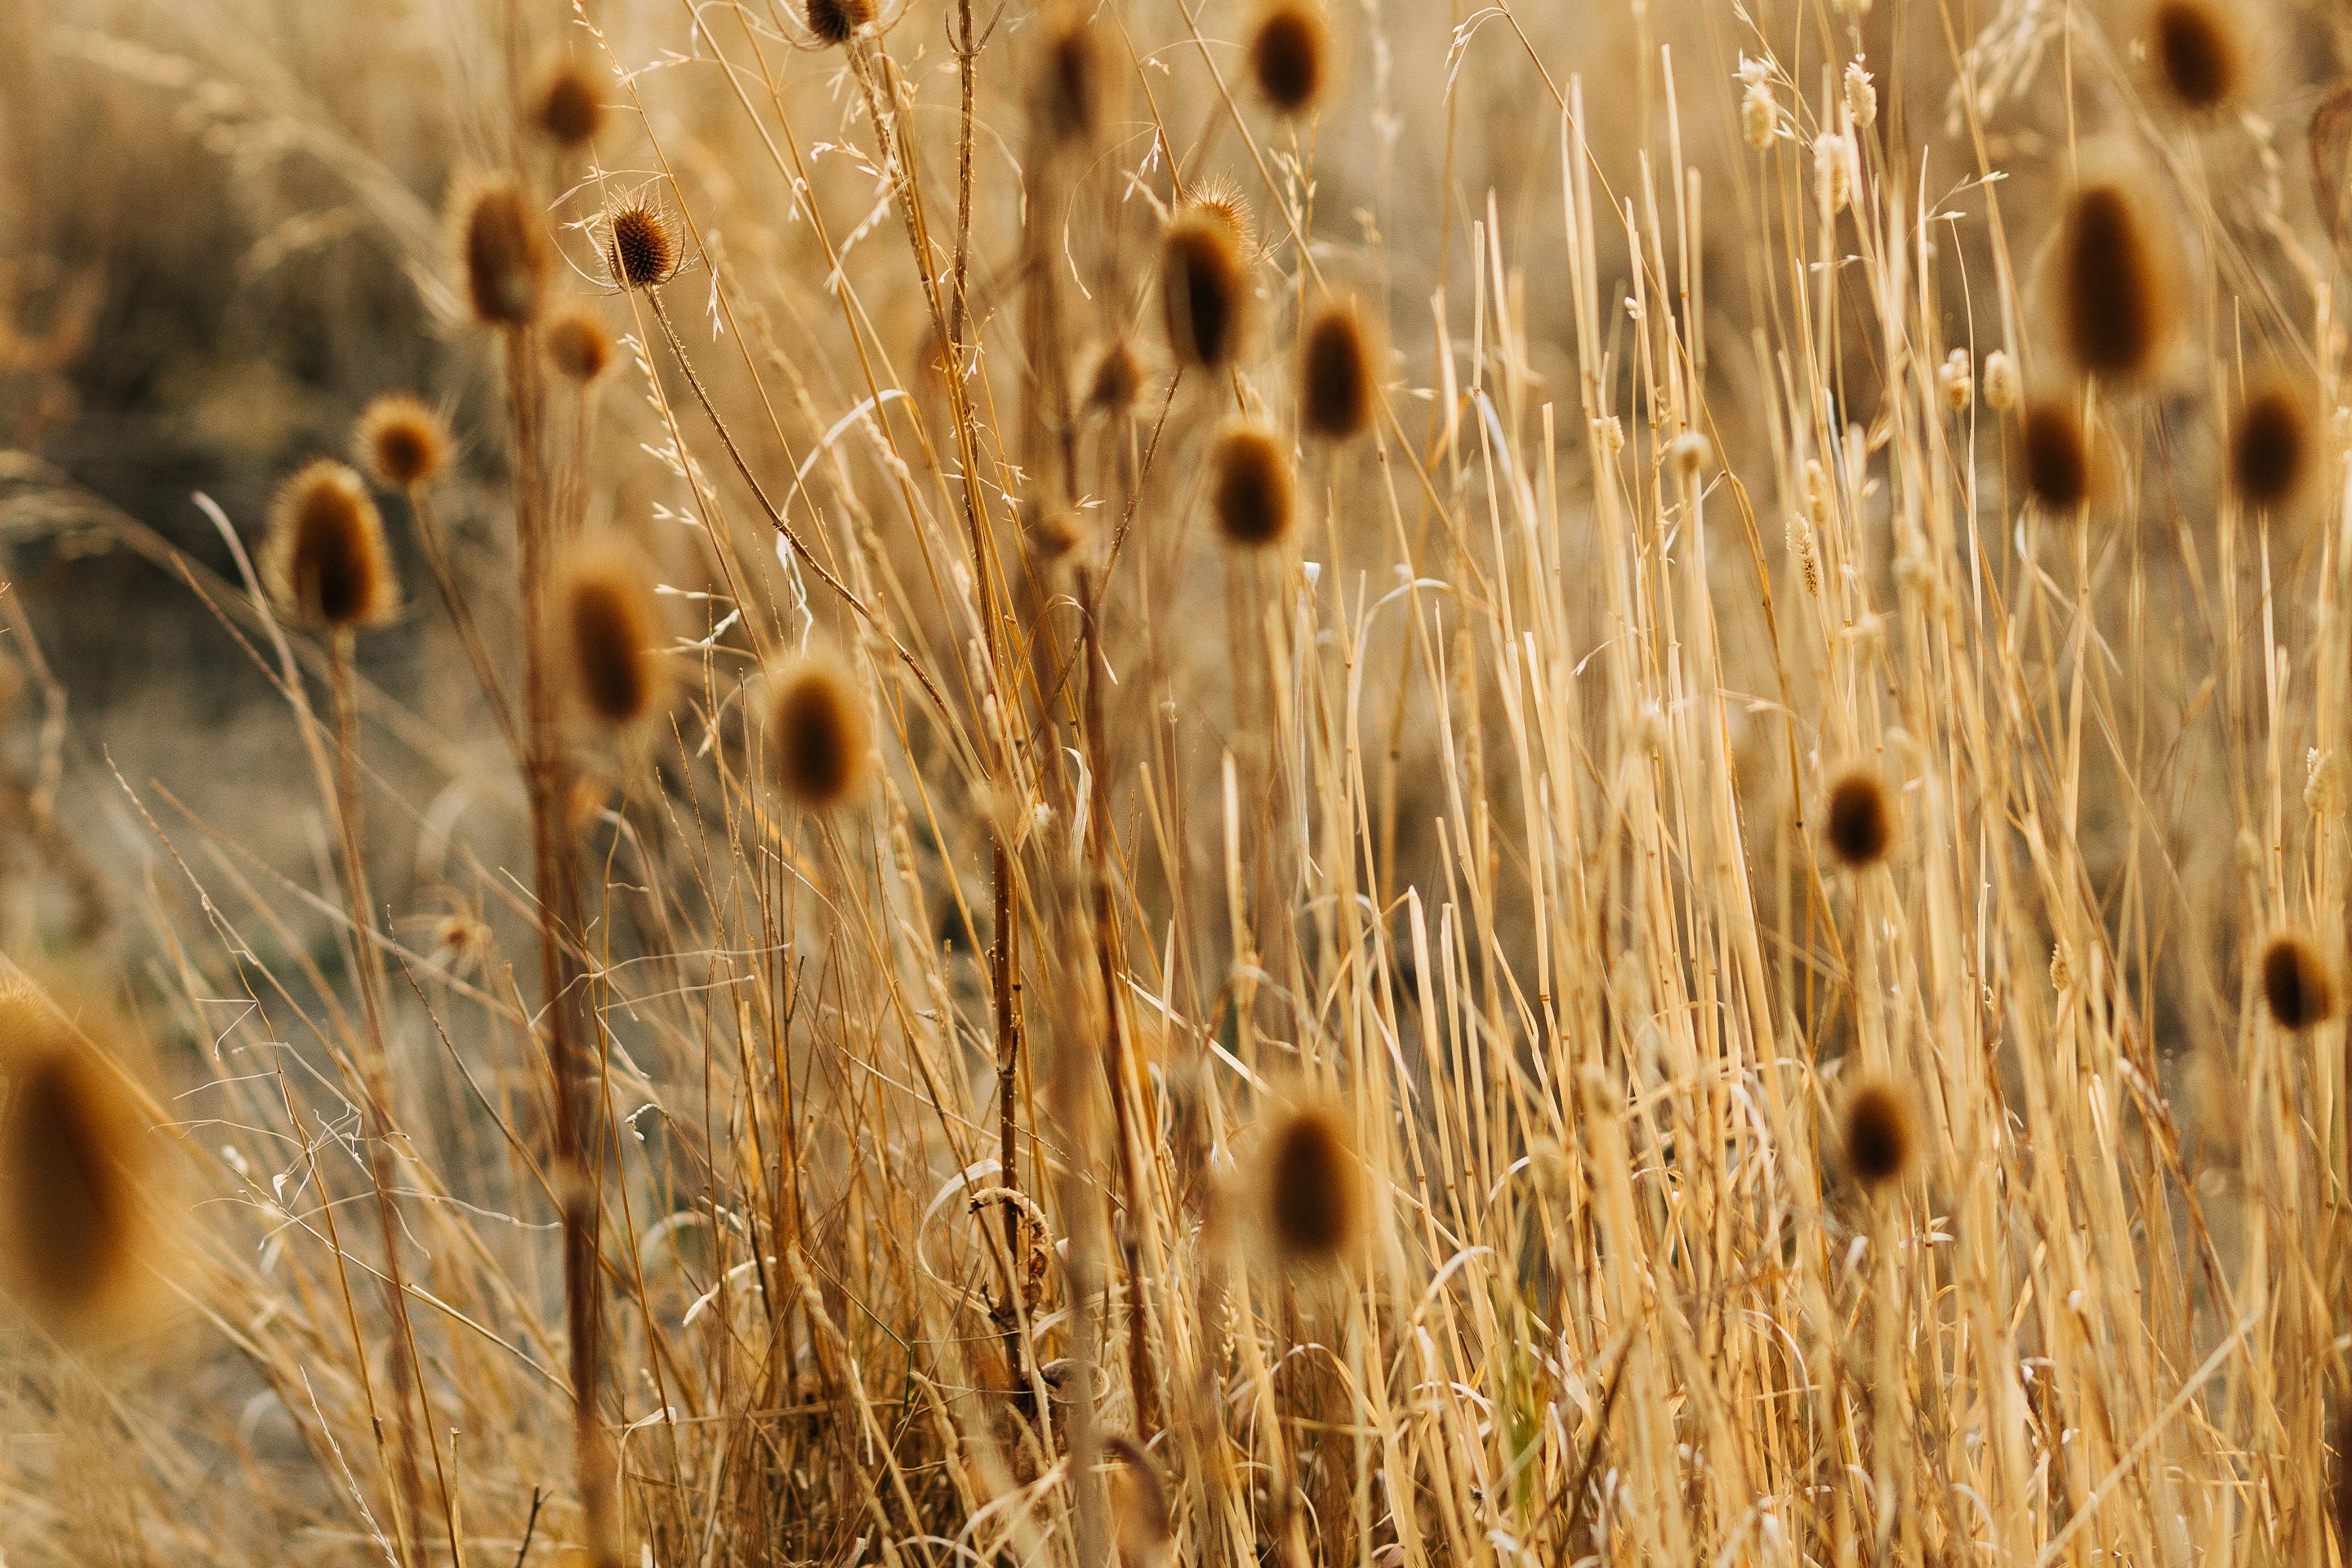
[2020,399,2093,513]
[1261,1103,1358,1263]
[2054,176,2176,384]
[606,200,684,292]
[559,539,668,730]
[2149,0,2247,113]
[2261,932,2336,1031]
[1209,425,1295,549]
[1160,212,1248,370]
[353,394,449,491]
[1037,11,1107,145]
[804,0,875,46]
[1299,301,1374,442]
[532,62,608,149]
[263,460,398,630]
[546,307,617,385]
[456,179,550,328]
[1249,1,1330,117]
[1824,765,1891,869]
[1087,341,1145,417]
[769,652,871,812]
[1840,1076,1915,1189]
[2230,380,2314,511]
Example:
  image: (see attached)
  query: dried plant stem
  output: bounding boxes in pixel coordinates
[404,484,519,754]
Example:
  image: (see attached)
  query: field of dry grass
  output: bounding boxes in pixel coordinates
[0,0,2347,1562]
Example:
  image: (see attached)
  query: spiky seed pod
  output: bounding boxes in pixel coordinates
[1299,302,1374,441]
[1824,766,1892,869]
[1249,1,1329,116]
[2149,0,2245,113]
[805,0,874,45]
[353,394,449,492]
[606,202,684,292]
[2055,178,2175,383]
[769,653,871,812]
[457,180,550,328]
[2020,399,2093,512]
[1160,214,1248,370]
[1840,1077,1915,1189]
[545,308,617,385]
[1210,425,1295,549]
[1188,175,1257,254]
[559,541,667,729]
[1038,12,1107,145]
[0,989,148,1336]
[1262,1105,1358,1262]
[2230,381,2313,510]
[2261,932,2336,1031]
[1104,1434,1174,1568]
[263,460,399,629]
[1087,341,1144,416]
[532,63,607,149]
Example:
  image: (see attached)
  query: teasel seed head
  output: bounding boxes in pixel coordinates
[264,460,399,630]
[532,62,608,149]
[545,307,617,385]
[1037,11,1107,146]
[2054,176,2176,383]
[1262,1103,1359,1263]
[1160,212,1249,370]
[0,987,150,1337]
[1249,1,1329,117]
[1086,341,1145,417]
[559,540,668,730]
[804,0,875,46]
[1299,301,1374,442]
[1824,765,1892,869]
[769,652,871,812]
[2261,931,2336,1031]
[1840,1076,1915,1189]
[2020,398,2093,513]
[353,394,449,492]
[2149,0,2247,114]
[2230,379,2314,511]
[1188,174,1257,255]
[606,200,684,292]
[457,179,550,328]
[1209,425,1296,550]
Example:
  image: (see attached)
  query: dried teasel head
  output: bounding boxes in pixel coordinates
[1160,212,1249,370]
[545,307,617,385]
[768,652,872,812]
[532,61,608,149]
[353,394,449,492]
[1086,341,1146,418]
[1839,1076,1915,1190]
[1260,1102,1360,1263]
[1823,765,1892,869]
[1036,10,1108,146]
[455,178,550,328]
[606,200,684,292]
[0,987,151,1337]
[263,460,399,630]
[1298,300,1374,442]
[1187,174,1257,255]
[1209,425,1295,549]
[2261,931,2336,1031]
[2147,0,2249,114]
[2019,398,2094,514]
[804,0,875,46]
[559,539,669,730]
[2229,378,2314,512]
[2052,174,2178,384]
[1249,0,1330,117]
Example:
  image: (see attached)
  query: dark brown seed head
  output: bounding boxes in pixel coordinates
[545,308,617,385]
[1161,214,1248,370]
[2261,932,2336,1031]
[2056,179,2174,382]
[2230,382,2312,510]
[607,202,683,291]
[1037,12,1107,145]
[1250,2,1330,116]
[264,460,398,629]
[532,63,608,149]
[1087,341,1145,416]
[1210,425,1295,549]
[458,180,550,328]
[2149,0,2244,113]
[561,542,666,728]
[770,653,871,812]
[0,990,147,1336]
[354,394,448,492]
[1263,1105,1358,1262]
[1299,302,1374,441]
[2020,399,2093,513]
[1840,1077,1915,1189]
[805,0,875,45]
[1824,766,1891,869]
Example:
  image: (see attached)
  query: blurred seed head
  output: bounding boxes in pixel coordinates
[606,201,684,292]
[546,308,617,385]
[1261,1103,1359,1263]
[1249,1,1329,117]
[805,0,874,46]
[1840,1076,1915,1189]
[1036,11,1107,146]
[1087,341,1145,417]
[1160,213,1248,370]
[2020,399,2093,513]
[2261,932,2335,1031]
[2148,0,2247,113]
[353,394,449,492]
[1824,765,1891,869]
[769,653,871,812]
[264,460,398,630]
[2054,176,2176,383]
[560,540,667,730]
[1209,425,1295,549]
[456,180,550,329]
[532,62,608,149]
[1299,301,1374,442]
[1982,350,2020,411]
[2230,380,2313,511]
